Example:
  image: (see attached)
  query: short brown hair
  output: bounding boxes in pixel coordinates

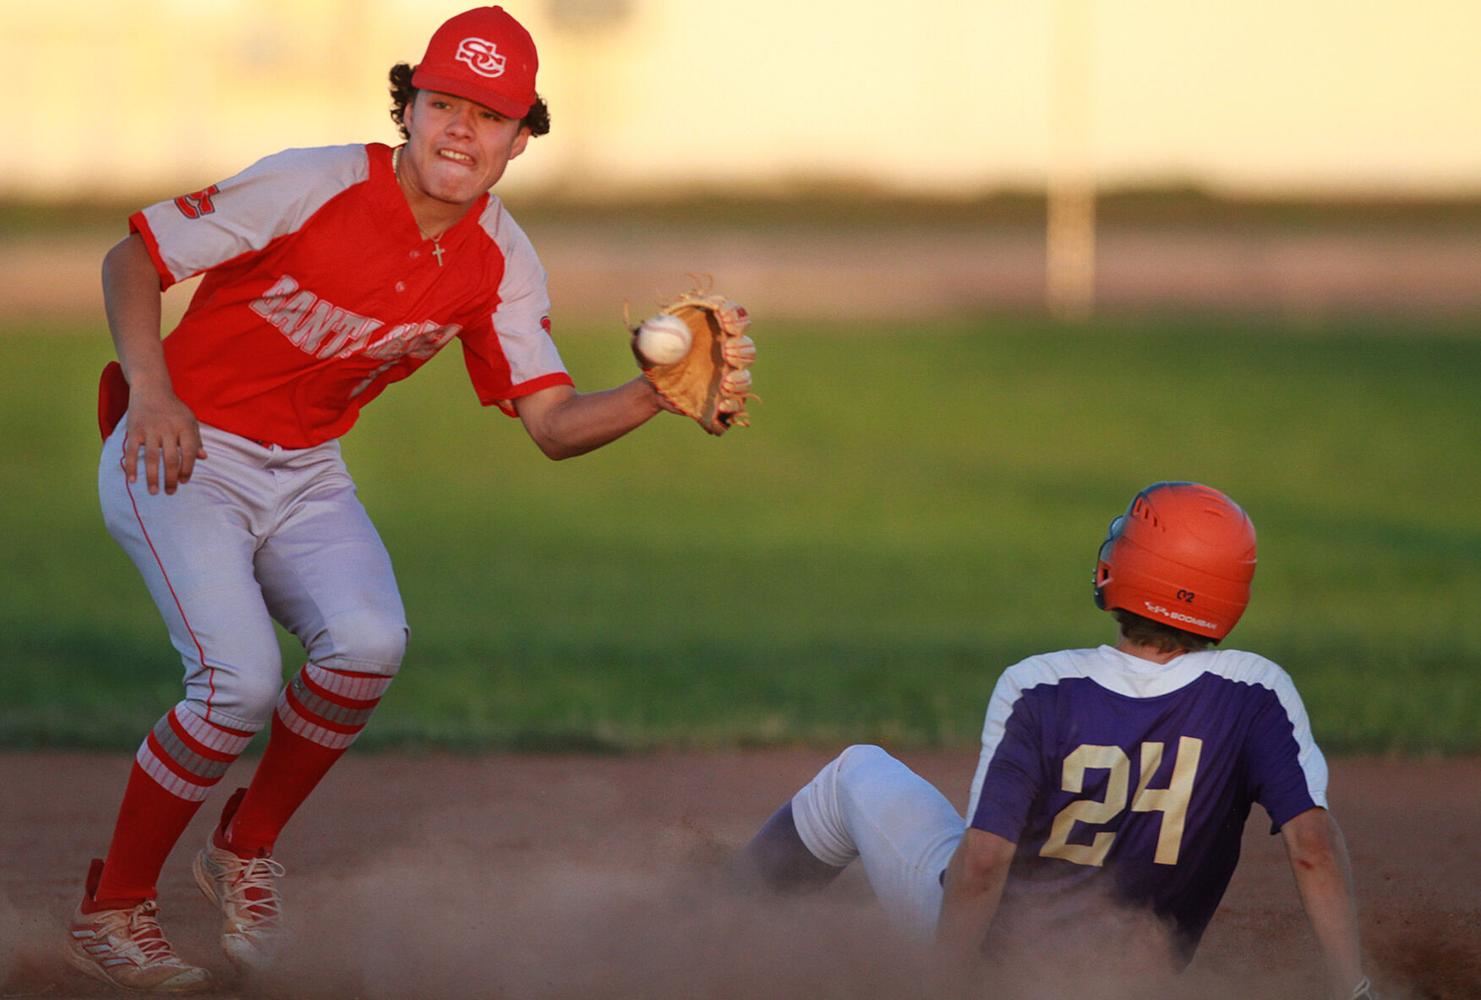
[388,63,551,140]
[1112,609,1215,654]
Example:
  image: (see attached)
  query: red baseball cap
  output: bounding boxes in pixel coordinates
[411,6,539,119]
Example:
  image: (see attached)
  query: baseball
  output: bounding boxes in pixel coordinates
[636,315,692,365]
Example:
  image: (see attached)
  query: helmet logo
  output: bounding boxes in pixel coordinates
[455,37,507,78]
[1144,601,1218,632]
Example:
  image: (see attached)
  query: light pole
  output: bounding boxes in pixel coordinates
[1047,0,1096,322]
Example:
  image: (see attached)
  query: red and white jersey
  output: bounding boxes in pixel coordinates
[131,142,572,448]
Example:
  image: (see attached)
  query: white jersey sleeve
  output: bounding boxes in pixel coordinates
[1207,649,1330,815]
[132,145,371,287]
[478,197,561,383]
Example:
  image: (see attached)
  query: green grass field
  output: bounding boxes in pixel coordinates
[2,318,1477,753]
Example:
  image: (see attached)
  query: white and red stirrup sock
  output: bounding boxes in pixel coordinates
[225,663,392,856]
[92,702,258,906]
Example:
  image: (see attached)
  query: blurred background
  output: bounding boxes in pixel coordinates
[1,1,1478,753]
[3,0,1479,322]
[7,0,1481,195]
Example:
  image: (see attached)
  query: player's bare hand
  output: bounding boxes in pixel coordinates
[122,390,207,495]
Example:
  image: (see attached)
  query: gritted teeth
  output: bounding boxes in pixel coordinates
[438,149,474,164]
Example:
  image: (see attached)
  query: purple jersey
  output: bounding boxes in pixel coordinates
[966,645,1327,959]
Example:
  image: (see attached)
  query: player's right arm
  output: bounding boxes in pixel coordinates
[937,827,1015,967]
[937,663,1043,970]
[1279,807,1372,1000]
[101,233,205,495]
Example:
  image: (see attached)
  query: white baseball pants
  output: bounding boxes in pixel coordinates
[98,418,408,731]
[789,744,966,939]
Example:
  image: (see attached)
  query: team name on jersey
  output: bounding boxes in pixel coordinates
[250,275,462,362]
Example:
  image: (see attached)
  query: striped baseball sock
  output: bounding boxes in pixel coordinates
[91,702,258,906]
[224,663,392,856]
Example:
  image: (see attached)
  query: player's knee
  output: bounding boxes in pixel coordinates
[833,743,908,798]
[315,609,408,675]
[223,669,285,725]
[808,744,888,800]
[791,746,889,868]
[183,652,284,725]
[836,743,893,776]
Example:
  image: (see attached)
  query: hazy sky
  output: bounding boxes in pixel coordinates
[4,0,1479,198]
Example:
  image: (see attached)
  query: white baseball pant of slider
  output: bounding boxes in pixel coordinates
[789,744,967,939]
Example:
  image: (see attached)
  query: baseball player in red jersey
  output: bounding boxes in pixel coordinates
[65,7,754,992]
[736,484,1378,1000]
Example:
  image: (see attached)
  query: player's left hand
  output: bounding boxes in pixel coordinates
[632,335,753,417]
[643,379,686,416]
[632,289,756,436]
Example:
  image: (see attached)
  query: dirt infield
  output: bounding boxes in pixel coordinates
[1,751,1476,999]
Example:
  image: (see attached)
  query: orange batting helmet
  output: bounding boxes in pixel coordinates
[1092,482,1257,642]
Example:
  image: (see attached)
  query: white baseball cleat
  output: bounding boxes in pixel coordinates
[192,789,286,972]
[193,842,286,972]
[64,860,212,993]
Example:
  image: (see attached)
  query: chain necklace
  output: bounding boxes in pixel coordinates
[393,146,446,267]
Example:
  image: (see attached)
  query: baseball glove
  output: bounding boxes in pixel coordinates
[632,290,756,436]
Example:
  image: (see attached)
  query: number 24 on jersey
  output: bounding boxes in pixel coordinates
[1041,737,1204,868]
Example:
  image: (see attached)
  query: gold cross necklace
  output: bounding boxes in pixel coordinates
[393,146,446,268]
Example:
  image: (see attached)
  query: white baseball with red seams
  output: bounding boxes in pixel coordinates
[636,314,692,365]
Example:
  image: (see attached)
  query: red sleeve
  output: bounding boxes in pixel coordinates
[458,316,573,417]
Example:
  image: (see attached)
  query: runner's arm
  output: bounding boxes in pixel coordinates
[1280,807,1369,1000]
[937,828,1015,963]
